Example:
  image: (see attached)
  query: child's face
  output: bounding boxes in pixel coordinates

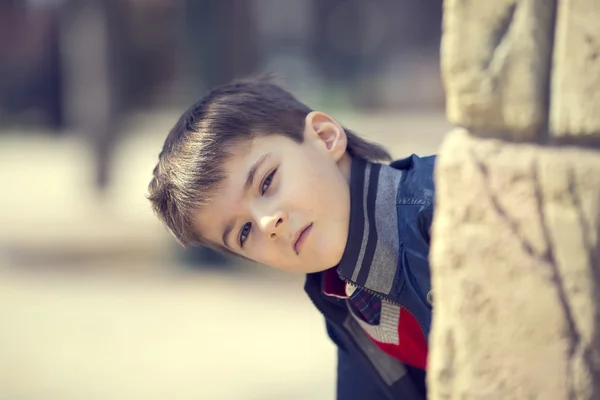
[194,112,352,273]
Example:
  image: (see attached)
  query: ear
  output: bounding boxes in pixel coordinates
[304,111,348,162]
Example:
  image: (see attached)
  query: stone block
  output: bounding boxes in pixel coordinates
[428,128,600,399]
[442,0,555,141]
[551,0,600,143]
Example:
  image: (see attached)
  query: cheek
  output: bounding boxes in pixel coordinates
[250,234,276,258]
[278,158,340,211]
[278,182,315,214]
[253,246,291,271]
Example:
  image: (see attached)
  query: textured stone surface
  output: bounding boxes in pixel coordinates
[442,0,555,141]
[551,0,600,143]
[428,129,600,399]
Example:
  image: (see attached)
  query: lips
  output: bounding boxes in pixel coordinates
[293,223,313,254]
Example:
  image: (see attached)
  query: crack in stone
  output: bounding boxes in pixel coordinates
[567,167,600,274]
[567,167,595,273]
[566,167,600,390]
[470,150,540,259]
[483,2,516,75]
[533,162,580,400]
[470,149,584,399]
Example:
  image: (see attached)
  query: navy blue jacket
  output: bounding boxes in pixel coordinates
[304,154,436,400]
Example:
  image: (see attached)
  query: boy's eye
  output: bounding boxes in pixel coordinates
[239,222,252,247]
[261,169,277,195]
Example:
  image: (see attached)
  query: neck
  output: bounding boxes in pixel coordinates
[339,153,352,185]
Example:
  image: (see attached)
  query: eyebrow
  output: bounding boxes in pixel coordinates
[222,152,272,248]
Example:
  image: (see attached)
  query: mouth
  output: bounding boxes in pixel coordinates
[293,223,313,255]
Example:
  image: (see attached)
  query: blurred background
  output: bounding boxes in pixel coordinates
[0,1,450,399]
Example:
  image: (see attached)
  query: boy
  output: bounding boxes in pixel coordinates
[148,77,435,400]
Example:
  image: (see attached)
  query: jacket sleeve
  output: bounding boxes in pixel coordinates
[418,201,434,245]
[416,155,436,246]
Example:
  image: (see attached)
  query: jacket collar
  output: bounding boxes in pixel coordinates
[336,157,404,296]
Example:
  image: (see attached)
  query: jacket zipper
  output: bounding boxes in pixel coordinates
[340,276,427,341]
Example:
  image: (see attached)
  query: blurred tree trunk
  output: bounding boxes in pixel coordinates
[181,0,258,92]
[59,0,132,192]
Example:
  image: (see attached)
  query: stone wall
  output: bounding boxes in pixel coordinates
[428,0,600,399]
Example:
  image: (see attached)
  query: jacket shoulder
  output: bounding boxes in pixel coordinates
[390,154,436,200]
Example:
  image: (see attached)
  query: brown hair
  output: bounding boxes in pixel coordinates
[148,76,392,247]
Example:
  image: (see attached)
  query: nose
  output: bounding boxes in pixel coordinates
[258,210,286,240]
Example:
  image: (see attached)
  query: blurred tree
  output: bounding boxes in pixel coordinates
[181,0,258,93]
[0,1,63,129]
[58,0,133,192]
